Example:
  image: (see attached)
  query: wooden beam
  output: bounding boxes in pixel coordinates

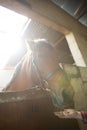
[54,36,65,46]
[0,0,70,35]
[0,88,50,103]
[27,0,87,37]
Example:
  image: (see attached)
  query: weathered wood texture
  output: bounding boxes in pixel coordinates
[0,90,79,130]
[0,88,50,103]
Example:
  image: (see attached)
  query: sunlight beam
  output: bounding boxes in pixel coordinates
[0,6,31,68]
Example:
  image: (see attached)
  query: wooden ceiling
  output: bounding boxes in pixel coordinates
[0,0,75,67]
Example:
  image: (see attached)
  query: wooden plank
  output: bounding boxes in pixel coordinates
[0,87,51,103]
[0,0,70,34]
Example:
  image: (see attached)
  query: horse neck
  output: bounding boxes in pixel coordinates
[3,52,33,91]
[20,52,32,83]
[21,52,39,88]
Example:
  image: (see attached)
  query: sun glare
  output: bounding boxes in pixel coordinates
[0,6,28,34]
[0,33,23,68]
[0,6,31,68]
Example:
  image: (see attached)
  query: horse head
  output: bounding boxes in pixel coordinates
[27,39,75,109]
[27,39,59,82]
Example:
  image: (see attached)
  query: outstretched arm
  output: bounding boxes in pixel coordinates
[54,109,87,123]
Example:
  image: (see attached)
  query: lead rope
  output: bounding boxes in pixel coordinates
[32,56,48,90]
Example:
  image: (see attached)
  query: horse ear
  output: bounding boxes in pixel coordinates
[25,40,34,51]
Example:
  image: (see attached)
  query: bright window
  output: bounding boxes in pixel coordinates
[0,6,31,68]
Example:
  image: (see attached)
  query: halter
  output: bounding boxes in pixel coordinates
[31,53,61,90]
[31,54,64,106]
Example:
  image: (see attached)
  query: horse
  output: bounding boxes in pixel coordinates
[2,39,75,109]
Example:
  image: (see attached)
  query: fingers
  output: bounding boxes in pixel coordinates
[64,109,75,112]
[54,109,76,119]
[54,111,68,118]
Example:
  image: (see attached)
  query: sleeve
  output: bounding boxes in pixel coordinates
[81,111,87,123]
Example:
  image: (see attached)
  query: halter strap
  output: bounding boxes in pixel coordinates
[44,66,61,81]
[31,54,61,88]
[32,56,45,88]
[31,54,64,106]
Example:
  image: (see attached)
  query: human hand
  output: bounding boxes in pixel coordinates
[54,109,82,119]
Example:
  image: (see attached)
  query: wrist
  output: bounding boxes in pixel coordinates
[75,111,82,119]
